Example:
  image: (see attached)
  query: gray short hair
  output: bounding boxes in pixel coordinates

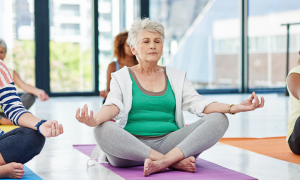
[127,18,165,49]
[0,39,7,53]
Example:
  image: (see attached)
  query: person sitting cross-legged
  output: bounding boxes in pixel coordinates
[0,59,63,179]
[0,39,49,125]
[76,18,265,177]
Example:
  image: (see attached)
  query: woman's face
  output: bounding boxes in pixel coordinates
[131,31,163,63]
[124,42,134,57]
[0,46,6,61]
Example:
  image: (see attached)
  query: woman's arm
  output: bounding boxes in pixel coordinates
[13,71,49,101]
[0,60,62,137]
[100,62,116,98]
[18,113,63,137]
[203,92,264,114]
[106,62,117,92]
[287,73,300,100]
[76,104,119,127]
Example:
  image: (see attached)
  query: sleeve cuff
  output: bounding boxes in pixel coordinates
[195,100,217,117]
[103,98,124,121]
[14,111,31,126]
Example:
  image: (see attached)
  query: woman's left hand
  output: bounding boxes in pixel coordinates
[231,92,265,113]
[39,120,64,138]
[36,89,49,101]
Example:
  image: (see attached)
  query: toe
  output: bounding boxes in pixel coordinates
[190,156,196,163]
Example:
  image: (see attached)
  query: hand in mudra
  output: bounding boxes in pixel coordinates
[39,120,64,138]
[76,104,98,127]
[234,92,265,113]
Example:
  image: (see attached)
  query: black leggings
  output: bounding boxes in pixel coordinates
[288,116,300,155]
[0,127,45,164]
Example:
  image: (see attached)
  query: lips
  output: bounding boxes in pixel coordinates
[149,52,157,54]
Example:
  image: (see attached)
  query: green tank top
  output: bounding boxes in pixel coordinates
[124,69,179,136]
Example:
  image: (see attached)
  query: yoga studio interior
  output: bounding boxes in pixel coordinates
[1,0,300,179]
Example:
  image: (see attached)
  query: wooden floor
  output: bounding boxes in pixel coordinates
[25,94,300,180]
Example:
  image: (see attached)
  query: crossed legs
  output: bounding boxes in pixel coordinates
[0,127,45,179]
[94,112,229,176]
[289,116,300,155]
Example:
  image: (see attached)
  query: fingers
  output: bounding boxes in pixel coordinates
[90,110,94,119]
[252,92,259,108]
[40,92,45,101]
[51,124,55,137]
[75,108,80,120]
[257,96,265,108]
[76,104,95,126]
[44,93,50,101]
[248,92,255,102]
[60,124,64,134]
[55,122,60,136]
[48,121,63,137]
[84,105,89,118]
[81,105,87,119]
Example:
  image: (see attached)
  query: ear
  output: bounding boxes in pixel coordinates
[130,44,138,55]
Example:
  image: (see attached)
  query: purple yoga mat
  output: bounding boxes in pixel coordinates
[73,144,257,180]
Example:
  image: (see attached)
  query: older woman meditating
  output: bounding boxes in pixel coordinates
[76,18,264,176]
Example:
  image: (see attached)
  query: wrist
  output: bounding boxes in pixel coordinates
[227,104,237,114]
[230,105,239,114]
[35,120,47,134]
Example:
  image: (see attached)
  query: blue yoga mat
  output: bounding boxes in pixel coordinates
[5,165,42,180]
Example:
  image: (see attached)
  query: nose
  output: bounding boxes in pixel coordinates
[150,42,156,49]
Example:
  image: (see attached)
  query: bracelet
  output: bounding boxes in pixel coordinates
[227,104,236,115]
[35,120,47,134]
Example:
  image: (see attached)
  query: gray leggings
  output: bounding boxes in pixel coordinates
[94,112,229,168]
[0,93,36,118]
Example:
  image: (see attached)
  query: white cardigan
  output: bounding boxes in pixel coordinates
[103,66,215,128]
[90,66,215,163]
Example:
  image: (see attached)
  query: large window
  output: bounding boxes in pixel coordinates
[0,0,35,92]
[98,0,140,91]
[49,0,94,92]
[248,0,300,89]
[150,0,241,90]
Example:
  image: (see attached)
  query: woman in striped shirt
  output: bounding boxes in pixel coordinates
[0,59,63,179]
[0,39,49,125]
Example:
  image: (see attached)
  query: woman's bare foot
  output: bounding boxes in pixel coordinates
[0,117,13,125]
[0,162,24,179]
[169,156,196,172]
[144,158,167,177]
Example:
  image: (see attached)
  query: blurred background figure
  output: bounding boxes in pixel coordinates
[100,31,138,102]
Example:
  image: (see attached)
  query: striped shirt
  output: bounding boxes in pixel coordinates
[0,60,29,134]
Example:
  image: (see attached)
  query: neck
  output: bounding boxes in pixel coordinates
[137,60,160,75]
[118,55,136,65]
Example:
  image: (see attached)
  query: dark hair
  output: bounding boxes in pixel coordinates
[113,31,135,60]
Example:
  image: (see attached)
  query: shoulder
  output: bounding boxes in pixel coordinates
[107,62,117,72]
[0,60,14,88]
[166,66,186,78]
[289,65,300,76]
[112,66,129,77]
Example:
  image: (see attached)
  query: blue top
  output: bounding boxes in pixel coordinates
[115,61,120,71]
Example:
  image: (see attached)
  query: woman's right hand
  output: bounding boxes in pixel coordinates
[76,104,99,127]
[39,120,63,138]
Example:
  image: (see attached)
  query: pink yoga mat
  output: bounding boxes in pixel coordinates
[73,144,257,180]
